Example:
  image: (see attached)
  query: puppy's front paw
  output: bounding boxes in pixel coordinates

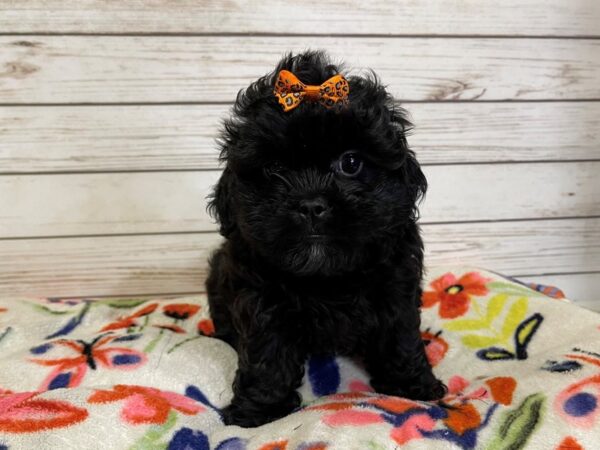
[373,376,447,402]
[403,378,447,401]
[221,403,287,428]
[221,404,266,428]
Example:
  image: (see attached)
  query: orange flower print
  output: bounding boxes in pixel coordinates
[101,303,158,332]
[557,436,584,450]
[421,329,448,367]
[197,319,215,336]
[0,390,88,433]
[439,375,516,436]
[88,385,204,425]
[163,304,200,321]
[29,334,147,391]
[153,324,186,334]
[259,441,288,450]
[421,272,489,319]
[444,403,481,436]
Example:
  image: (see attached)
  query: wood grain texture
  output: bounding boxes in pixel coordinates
[0,233,214,298]
[1,37,599,103]
[0,171,222,237]
[424,219,600,275]
[410,103,600,164]
[1,162,598,238]
[2,102,599,173]
[0,105,228,173]
[0,1,598,36]
[419,162,600,222]
[1,218,598,297]
[518,273,600,310]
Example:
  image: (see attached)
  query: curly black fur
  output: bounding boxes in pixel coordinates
[206,50,446,427]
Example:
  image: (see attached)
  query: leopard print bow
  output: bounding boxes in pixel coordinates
[273,70,350,112]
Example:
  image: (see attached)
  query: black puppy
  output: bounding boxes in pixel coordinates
[206,51,446,428]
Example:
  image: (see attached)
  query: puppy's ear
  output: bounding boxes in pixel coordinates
[403,149,427,209]
[207,168,236,237]
[390,108,427,217]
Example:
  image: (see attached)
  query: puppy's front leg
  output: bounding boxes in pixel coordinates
[366,291,446,401]
[222,326,305,427]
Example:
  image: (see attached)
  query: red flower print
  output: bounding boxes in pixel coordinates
[197,319,215,336]
[367,396,418,414]
[439,381,484,436]
[299,443,327,450]
[557,436,584,450]
[485,377,516,405]
[0,307,7,313]
[443,375,488,403]
[153,324,186,334]
[315,393,434,446]
[0,390,88,433]
[390,413,436,445]
[421,272,489,319]
[555,372,600,429]
[101,303,158,332]
[553,352,600,429]
[313,376,517,448]
[307,401,356,412]
[369,399,434,444]
[438,375,517,436]
[443,402,481,435]
[305,392,372,413]
[88,385,204,425]
[348,380,373,393]
[421,329,449,367]
[258,441,288,450]
[322,409,384,426]
[30,334,146,390]
[163,304,200,321]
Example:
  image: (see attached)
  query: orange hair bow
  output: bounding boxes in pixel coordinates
[273,70,350,112]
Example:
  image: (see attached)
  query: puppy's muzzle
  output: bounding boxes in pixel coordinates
[298,197,330,220]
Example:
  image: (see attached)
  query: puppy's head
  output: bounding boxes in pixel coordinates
[209,50,426,276]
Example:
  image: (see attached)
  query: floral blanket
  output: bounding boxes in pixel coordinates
[0,268,599,449]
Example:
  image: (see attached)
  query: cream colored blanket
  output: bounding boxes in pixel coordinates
[0,268,598,449]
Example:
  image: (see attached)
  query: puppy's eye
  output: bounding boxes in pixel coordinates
[337,152,363,177]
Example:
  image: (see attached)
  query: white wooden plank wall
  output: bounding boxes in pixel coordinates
[0,1,598,310]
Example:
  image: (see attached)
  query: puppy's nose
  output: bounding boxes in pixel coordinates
[298,197,330,219]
